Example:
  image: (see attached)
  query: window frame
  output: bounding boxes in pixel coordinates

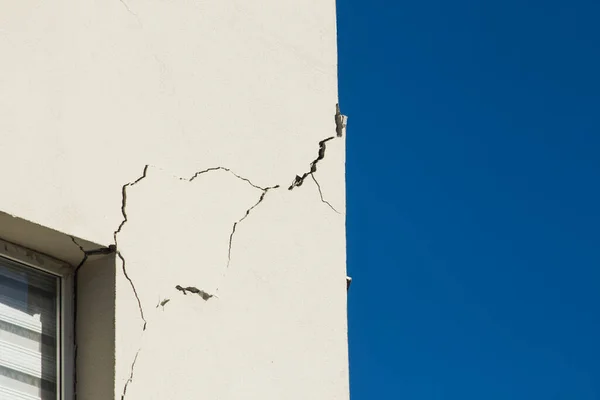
[0,237,74,400]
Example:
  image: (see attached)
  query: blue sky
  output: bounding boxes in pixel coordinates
[339,0,600,398]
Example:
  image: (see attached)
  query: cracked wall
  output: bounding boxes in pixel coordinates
[112,159,347,400]
[0,0,348,399]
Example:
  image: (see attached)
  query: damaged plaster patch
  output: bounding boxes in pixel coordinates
[335,103,348,138]
[175,285,214,301]
[157,298,171,309]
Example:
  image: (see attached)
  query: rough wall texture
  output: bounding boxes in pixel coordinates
[0,0,348,399]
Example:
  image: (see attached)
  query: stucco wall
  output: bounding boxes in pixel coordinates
[0,0,348,398]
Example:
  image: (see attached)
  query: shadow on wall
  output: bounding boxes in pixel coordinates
[76,254,116,400]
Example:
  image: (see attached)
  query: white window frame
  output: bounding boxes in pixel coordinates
[0,238,74,400]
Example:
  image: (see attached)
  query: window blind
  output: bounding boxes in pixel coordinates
[0,256,58,400]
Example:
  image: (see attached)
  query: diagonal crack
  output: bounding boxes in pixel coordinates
[288,104,347,211]
[227,184,279,268]
[178,165,280,268]
[117,251,147,330]
[288,136,336,190]
[72,237,88,272]
[120,349,141,400]
[119,0,140,20]
[310,173,340,214]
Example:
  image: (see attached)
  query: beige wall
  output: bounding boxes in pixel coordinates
[0,0,348,398]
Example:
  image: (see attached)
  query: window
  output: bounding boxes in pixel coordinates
[0,241,72,400]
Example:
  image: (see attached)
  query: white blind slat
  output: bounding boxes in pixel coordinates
[0,339,56,381]
[0,295,55,336]
[0,257,59,400]
[0,384,41,400]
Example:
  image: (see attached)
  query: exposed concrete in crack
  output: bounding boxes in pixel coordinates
[288,136,336,190]
[335,103,348,138]
[311,173,340,214]
[226,184,279,268]
[175,285,214,301]
[288,103,347,192]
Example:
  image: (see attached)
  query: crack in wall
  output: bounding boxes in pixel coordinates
[289,104,347,212]
[227,184,279,268]
[185,166,266,191]
[113,104,345,399]
[119,0,138,18]
[114,164,278,400]
[71,237,86,400]
[120,350,141,400]
[72,237,88,271]
[114,166,149,331]
[113,167,150,400]
[52,103,345,400]
[288,136,336,190]
[70,237,115,400]
[310,173,340,214]
[117,252,148,330]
